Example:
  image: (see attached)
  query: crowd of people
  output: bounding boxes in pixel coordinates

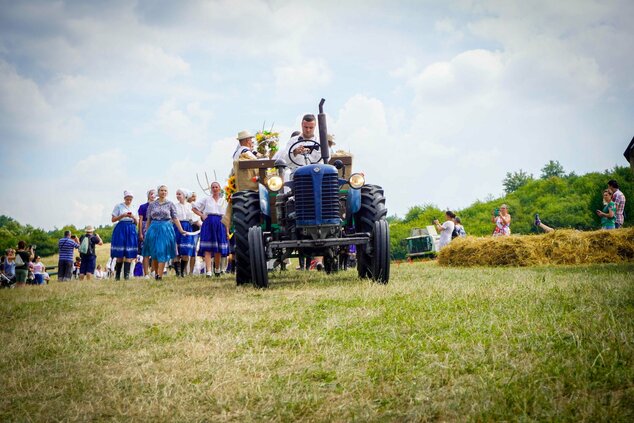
[0,118,629,287]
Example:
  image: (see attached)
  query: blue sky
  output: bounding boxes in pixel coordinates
[1,0,632,230]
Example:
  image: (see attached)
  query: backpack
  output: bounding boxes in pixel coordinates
[79,235,91,255]
[451,226,459,239]
[15,253,25,266]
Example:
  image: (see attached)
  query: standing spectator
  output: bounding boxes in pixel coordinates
[58,230,79,281]
[492,204,512,236]
[174,188,196,277]
[454,217,467,238]
[433,211,456,250]
[142,185,187,281]
[607,180,626,228]
[32,255,46,285]
[193,182,229,277]
[596,189,617,229]
[111,190,139,280]
[138,188,157,277]
[14,241,33,287]
[78,225,104,280]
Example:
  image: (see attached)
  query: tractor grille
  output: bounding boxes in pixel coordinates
[295,172,340,224]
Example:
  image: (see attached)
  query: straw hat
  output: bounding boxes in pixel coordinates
[237,130,254,141]
[85,225,95,233]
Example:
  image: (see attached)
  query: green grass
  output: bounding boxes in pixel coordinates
[1,262,633,421]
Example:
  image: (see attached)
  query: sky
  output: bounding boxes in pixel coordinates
[1,0,632,230]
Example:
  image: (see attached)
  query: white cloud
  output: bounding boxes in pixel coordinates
[0,60,83,145]
[274,59,333,102]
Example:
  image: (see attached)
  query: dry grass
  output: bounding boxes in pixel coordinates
[1,262,633,421]
[439,228,634,267]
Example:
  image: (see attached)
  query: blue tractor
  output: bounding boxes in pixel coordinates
[231,99,390,288]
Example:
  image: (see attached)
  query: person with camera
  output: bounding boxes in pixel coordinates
[14,241,34,287]
[78,225,104,280]
[433,211,456,250]
[111,190,139,280]
[58,230,79,281]
[492,204,512,236]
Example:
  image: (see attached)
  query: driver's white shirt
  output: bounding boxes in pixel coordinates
[276,134,322,174]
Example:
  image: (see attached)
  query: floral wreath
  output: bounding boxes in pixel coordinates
[256,127,279,159]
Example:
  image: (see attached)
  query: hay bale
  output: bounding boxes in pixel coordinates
[438,228,634,267]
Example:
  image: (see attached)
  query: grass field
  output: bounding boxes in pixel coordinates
[1,262,633,421]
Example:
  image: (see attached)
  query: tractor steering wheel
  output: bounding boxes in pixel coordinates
[288,139,322,167]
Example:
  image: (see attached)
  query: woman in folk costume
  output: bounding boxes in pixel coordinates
[142,185,187,281]
[173,188,196,277]
[193,181,229,277]
[110,190,139,280]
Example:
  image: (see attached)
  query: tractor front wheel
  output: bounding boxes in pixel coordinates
[355,185,390,284]
[248,226,269,288]
[232,191,260,286]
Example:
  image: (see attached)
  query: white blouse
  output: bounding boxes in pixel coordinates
[174,201,195,222]
[194,196,227,216]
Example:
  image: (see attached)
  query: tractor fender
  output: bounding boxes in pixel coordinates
[346,187,361,223]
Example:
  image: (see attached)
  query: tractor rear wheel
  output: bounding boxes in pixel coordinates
[248,226,269,288]
[232,190,260,286]
[355,185,390,283]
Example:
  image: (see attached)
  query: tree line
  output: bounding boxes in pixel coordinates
[389,164,633,259]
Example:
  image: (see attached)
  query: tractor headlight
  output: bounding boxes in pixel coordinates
[267,175,284,192]
[349,173,365,189]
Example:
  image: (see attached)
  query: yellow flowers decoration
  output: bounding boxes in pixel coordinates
[225,175,237,202]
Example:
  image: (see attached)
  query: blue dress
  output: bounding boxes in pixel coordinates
[142,200,178,263]
[111,203,138,259]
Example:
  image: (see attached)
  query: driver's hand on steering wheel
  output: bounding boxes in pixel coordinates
[293,146,308,155]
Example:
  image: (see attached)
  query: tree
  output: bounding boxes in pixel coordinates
[503,169,533,194]
[541,160,565,179]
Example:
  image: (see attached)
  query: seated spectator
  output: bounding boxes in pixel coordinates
[94,264,107,280]
[2,250,16,285]
[32,255,46,285]
[534,214,555,233]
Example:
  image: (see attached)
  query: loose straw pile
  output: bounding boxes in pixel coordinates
[438,228,634,267]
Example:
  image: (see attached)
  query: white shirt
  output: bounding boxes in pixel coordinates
[233,144,257,161]
[277,134,322,172]
[438,220,455,250]
[174,201,194,222]
[112,203,137,222]
[194,196,227,216]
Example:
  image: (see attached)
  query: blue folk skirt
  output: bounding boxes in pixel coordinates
[174,221,195,256]
[111,221,138,259]
[199,215,229,256]
[142,220,177,263]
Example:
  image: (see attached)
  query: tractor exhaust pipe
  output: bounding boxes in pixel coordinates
[318,98,330,164]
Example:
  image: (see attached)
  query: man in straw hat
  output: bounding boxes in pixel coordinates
[233,130,257,161]
[78,225,103,280]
